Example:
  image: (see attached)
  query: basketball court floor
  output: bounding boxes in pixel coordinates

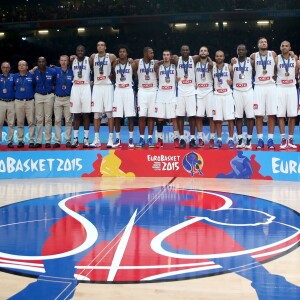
[0,177,299,300]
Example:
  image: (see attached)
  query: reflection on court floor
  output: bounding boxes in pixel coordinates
[0,178,299,300]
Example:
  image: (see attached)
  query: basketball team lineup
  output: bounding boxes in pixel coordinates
[1,37,300,151]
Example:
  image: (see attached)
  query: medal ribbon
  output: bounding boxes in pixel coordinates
[238,59,246,75]
[98,54,106,73]
[182,58,189,76]
[39,70,46,90]
[118,60,128,79]
[216,64,224,82]
[200,60,207,78]
[61,69,67,86]
[163,64,171,79]
[19,75,26,90]
[143,59,151,75]
[77,59,83,76]
[282,55,290,74]
[259,53,268,72]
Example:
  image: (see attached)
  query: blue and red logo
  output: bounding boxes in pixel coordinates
[0,187,299,299]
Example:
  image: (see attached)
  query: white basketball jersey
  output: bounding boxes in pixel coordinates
[72,56,90,84]
[138,59,157,92]
[115,61,133,89]
[276,54,296,87]
[157,63,176,103]
[177,56,195,96]
[254,51,275,85]
[232,57,253,91]
[213,63,232,95]
[195,60,213,97]
[94,53,112,85]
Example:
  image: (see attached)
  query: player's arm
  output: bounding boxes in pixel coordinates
[109,53,117,66]
[192,54,200,64]
[154,60,160,73]
[296,60,300,83]
[131,59,139,77]
[170,54,179,66]
[227,64,233,85]
[250,53,256,76]
[273,55,278,81]
[70,55,77,67]
[207,56,214,70]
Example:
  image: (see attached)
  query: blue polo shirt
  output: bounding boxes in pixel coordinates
[0,73,15,99]
[34,66,57,94]
[13,72,35,99]
[54,67,73,96]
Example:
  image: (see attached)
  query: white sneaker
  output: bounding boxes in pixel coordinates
[128,138,134,149]
[245,138,252,150]
[279,138,287,150]
[107,138,113,148]
[112,138,122,148]
[89,138,101,148]
[288,137,297,149]
[83,138,89,148]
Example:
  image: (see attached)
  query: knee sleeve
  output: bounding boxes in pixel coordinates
[106,111,112,119]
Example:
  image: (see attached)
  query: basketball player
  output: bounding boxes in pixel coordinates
[231,44,254,149]
[132,47,159,148]
[195,46,215,148]
[33,57,56,148]
[13,60,36,148]
[212,50,235,149]
[250,37,277,150]
[53,55,73,148]
[70,45,92,148]
[154,50,180,148]
[89,41,117,148]
[276,40,300,149]
[0,62,15,148]
[111,45,136,149]
[172,45,200,148]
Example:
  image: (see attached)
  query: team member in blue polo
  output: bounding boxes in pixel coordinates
[14,60,36,148]
[0,61,15,148]
[33,57,57,148]
[53,55,73,148]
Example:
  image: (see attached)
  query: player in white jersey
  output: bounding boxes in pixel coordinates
[195,46,215,148]
[172,45,199,149]
[231,44,254,150]
[154,50,180,148]
[212,50,235,149]
[250,37,277,150]
[276,41,300,149]
[89,41,117,148]
[132,47,159,148]
[70,45,92,148]
[111,45,136,149]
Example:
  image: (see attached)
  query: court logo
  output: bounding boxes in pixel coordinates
[0,188,299,299]
[182,151,204,176]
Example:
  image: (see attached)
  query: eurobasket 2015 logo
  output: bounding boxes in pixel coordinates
[0,187,299,299]
[182,151,204,176]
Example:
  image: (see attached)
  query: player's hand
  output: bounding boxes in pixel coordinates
[227,79,233,86]
[289,51,295,58]
[90,81,94,86]
[231,57,237,65]
[176,77,181,82]
[128,58,133,64]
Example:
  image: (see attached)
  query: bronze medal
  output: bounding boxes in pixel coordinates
[20,87,25,92]
[262,69,267,75]
[78,72,82,78]
[120,76,126,81]
[165,77,170,83]
[3,88,7,94]
[62,85,66,90]
[145,74,150,80]
[184,74,188,79]
[285,72,290,77]
[240,74,245,79]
